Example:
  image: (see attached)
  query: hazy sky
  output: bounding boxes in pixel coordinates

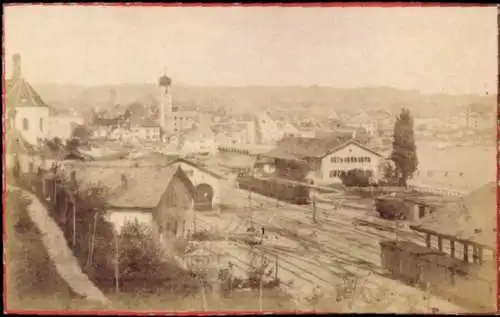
[4,5,498,95]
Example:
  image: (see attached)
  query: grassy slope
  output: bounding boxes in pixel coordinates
[5,190,85,310]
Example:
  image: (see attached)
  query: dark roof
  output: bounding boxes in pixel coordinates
[109,166,194,209]
[6,78,49,109]
[411,182,497,250]
[64,164,195,209]
[266,133,382,160]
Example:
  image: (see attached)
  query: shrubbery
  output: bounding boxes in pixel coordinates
[339,169,373,187]
[14,169,198,294]
[375,197,410,220]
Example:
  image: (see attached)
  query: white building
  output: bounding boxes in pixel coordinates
[254,112,284,145]
[44,115,84,141]
[6,54,50,145]
[452,110,495,131]
[180,130,218,154]
[130,121,162,141]
[267,135,385,185]
[320,141,385,184]
[345,110,379,136]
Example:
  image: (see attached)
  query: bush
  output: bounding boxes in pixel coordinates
[117,220,166,280]
[375,198,410,220]
[340,169,373,187]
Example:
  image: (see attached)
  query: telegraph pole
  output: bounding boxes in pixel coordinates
[311,185,317,224]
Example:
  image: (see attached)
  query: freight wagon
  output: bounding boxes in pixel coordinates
[237,175,310,205]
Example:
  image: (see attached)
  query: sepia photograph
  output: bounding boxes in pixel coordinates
[3,3,498,314]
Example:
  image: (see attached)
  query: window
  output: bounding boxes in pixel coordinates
[353,157,358,163]
[172,221,178,235]
[366,157,371,163]
[39,118,44,132]
[22,118,29,131]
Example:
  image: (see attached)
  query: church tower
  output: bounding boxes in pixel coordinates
[158,70,172,130]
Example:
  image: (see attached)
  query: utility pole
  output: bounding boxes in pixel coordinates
[311,188,317,224]
[114,229,120,294]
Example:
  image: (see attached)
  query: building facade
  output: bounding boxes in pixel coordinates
[44,115,84,141]
[266,135,384,185]
[7,54,50,145]
[320,141,384,183]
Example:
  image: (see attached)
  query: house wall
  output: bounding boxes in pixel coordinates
[175,161,223,208]
[44,116,84,141]
[154,175,195,258]
[131,126,161,141]
[105,209,154,234]
[164,111,197,133]
[182,138,217,154]
[15,106,50,145]
[256,113,283,145]
[320,143,383,184]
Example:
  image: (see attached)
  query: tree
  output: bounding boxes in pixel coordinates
[390,108,418,187]
[71,124,92,144]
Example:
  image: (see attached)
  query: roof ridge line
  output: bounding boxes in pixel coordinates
[24,80,39,107]
[6,78,21,100]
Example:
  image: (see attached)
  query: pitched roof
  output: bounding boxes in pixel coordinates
[109,167,195,209]
[411,181,497,250]
[6,78,49,109]
[165,157,224,179]
[266,131,373,159]
[64,164,195,209]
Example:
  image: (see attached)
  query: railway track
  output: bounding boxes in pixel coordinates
[194,188,465,312]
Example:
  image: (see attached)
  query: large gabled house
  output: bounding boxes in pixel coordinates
[61,163,196,259]
[263,133,385,185]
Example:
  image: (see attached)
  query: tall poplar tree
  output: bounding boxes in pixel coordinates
[390,108,418,187]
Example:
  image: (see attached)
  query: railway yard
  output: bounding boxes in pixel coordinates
[189,185,467,312]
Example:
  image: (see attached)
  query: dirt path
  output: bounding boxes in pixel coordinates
[7,185,109,305]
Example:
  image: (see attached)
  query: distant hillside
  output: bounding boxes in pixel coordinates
[32,83,494,119]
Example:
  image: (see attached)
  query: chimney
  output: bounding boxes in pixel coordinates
[121,174,128,188]
[12,53,21,80]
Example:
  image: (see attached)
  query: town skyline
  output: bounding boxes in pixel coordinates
[4,5,497,96]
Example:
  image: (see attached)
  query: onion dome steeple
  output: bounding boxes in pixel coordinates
[159,67,172,87]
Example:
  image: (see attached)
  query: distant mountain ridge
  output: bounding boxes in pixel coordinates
[33,83,495,119]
